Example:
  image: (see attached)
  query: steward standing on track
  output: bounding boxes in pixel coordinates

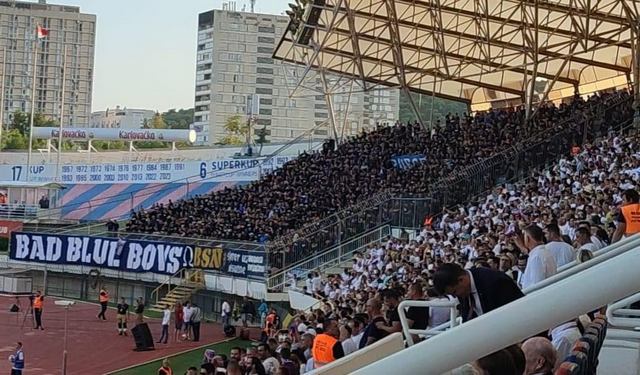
[97,287,109,320]
[33,291,44,330]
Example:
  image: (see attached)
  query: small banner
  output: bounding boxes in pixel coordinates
[391,154,427,169]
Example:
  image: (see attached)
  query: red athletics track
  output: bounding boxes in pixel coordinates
[0,296,230,375]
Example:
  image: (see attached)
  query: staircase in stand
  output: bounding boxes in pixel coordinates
[150,268,205,312]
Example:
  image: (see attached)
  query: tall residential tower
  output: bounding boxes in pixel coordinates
[192,9,399,145]
[0,0,96,127]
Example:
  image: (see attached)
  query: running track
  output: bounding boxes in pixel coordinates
[0,296,230,375]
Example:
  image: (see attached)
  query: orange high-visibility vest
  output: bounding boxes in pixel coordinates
[621,203,640,235]
[312,333,337,368]
[33,296,43,309]
[99,290,109,303]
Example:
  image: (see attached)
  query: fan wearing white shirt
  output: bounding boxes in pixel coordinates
[518,224,557,290]
[575,227,598,261]
[544,224,576,267]
[157,305,171,344]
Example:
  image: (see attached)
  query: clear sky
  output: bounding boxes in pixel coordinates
[51,0,290,112]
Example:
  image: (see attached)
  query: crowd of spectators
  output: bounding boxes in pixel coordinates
[274,118,639,372]
[127,90,632,244]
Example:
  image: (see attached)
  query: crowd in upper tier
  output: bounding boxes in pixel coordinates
[127,90,633,243]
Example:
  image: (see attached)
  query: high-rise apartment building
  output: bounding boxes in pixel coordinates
[192,9,399,145]
[0,0,96,127]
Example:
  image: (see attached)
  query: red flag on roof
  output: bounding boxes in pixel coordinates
[37,25,49,39]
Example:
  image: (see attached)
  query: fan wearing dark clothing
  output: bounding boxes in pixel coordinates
[359,298,387,348]
[404,282,429,342]
[379,289,402,335]
[433,263,524,322]
[116,297,129,336]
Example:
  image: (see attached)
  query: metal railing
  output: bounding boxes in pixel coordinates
[149,268,204,307]
[397,299,461,346]
[267,225,391,291]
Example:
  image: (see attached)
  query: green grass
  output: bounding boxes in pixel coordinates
[109,338,247,375]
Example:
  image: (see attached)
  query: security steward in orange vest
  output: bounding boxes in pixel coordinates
[32,291,44,330]
[312,318,344,368]
[613,189,640,243]
[97,287,109,320]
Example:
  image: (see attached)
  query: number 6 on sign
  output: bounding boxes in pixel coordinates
[199,162,207,178]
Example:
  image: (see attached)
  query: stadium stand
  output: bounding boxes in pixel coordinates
[126,90,633,247]
[118,90,637,374]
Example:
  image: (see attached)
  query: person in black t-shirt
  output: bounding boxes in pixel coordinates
[359,298,387,348]
[404,283,429,342]
[135,297,144,324]
[379,289,402,335]
[116,297,129,336]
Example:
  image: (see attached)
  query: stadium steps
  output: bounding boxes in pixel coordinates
[149,269,205,312]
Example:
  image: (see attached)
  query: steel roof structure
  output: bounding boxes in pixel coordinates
[274,0,640,118]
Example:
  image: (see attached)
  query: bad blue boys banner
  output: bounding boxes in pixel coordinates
[391,154,427,169]
[9,232,265,278]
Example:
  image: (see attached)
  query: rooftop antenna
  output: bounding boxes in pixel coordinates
[250,0,256,13]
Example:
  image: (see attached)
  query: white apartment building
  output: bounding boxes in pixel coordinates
[0,0,96,127]
[90,106,155,129]
[192,9,399,145]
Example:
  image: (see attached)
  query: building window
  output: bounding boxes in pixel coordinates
[257,57,273,64]
[257,67,274,75]
[256,87,273,95]
[256,77,274,85]
[257,46,273,54]
[259,98,273,105]
[259,108,272,116]
[258,36,275,44]
[315,112,327,118]
[258,26,275,33]
[256,118,272,126]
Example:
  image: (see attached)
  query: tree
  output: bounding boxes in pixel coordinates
[162,108,194,129]
[255,126,269,155]
[1,129,27,149]
[219,115,249,145]
[150,112,167,129]
[9,111,29,135]
[4,111,58,149]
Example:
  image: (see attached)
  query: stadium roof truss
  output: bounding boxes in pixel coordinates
[274,0,640,123]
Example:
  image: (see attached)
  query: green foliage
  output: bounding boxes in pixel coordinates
[219,114,249,145]
[92,140,127,151]
[136,140,168,149]
[2,110,59,150]
[1,129,27,149]
[398,92,468,125]
[149,112,167,129]
[255,126,269,155]
[162,108,194,129]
